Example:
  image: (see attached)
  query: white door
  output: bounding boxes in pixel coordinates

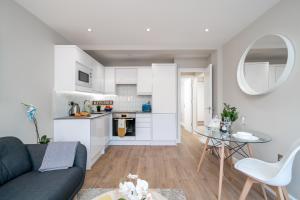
[204,64,213,126]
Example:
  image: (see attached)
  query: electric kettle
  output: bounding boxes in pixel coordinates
[69,101,80,116]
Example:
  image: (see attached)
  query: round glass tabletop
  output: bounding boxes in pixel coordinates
[195,127,272,143]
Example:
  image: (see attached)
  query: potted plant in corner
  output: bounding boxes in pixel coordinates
[220,103,239,133]
[22,103,50,144]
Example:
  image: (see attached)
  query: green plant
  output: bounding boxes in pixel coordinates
[221,103,239,122]
[39,135,50,144]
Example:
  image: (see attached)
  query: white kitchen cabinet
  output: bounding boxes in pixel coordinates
[152,64,177,113]
[136,128,152,140]
[90,117,105,164]
[136,113,152,141]
[54,45,105,93]
[115,68,137,84]
[104,67,116,94]
[103,113,112,145]
[93,62,105,93]
[54,114,112,169]
[152,114,177,141]
[152,64,177,143]
[137,67,152,95]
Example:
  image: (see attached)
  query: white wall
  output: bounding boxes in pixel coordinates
[180,77,192,132]
[174,57,209,68]
[209,49,223,115]
[222,0,300,197]
[196,81,205,122]
[0,0,69,143]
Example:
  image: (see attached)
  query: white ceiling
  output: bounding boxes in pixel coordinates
[14,0,280,50]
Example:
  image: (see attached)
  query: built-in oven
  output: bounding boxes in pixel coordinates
[76,62,93,88]
[113,113,136,137]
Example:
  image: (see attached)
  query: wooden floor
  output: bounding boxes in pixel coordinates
[83,129,265,200]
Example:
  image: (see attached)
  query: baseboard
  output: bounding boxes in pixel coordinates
[109,140,177,146]
[109,140,151,145]
[232,156,298,200]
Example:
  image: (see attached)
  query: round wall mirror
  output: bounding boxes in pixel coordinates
[237,34,294,95]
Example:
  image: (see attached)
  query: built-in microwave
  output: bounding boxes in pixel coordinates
[76,62,93,88]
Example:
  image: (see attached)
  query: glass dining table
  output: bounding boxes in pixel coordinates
[194,127,272,200]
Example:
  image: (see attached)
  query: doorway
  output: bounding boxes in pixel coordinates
[178,65,212,141]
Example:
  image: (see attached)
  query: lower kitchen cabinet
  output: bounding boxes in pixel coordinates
[135,113,152,141]
[54,114,111,169]
[152,113,177,141]
[136,128,152,140]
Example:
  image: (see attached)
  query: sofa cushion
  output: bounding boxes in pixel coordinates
[0,167,84,200]
[0,137,32,185]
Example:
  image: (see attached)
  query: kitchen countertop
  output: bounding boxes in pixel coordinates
[54,112,112,120]
[112,111,152,113]
[54,111,152,120]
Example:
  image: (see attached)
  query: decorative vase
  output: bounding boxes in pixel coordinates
[223,117,232,133]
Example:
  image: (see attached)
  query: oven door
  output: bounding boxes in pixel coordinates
[113,118,136,136]
[76,62,93,88]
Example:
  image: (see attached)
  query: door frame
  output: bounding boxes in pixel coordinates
[177,67,210,143]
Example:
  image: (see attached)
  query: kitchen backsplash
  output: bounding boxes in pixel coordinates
[107,85,151,111]
[53,85,151,117]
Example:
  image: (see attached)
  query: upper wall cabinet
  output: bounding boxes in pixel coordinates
[115,68,137,84]
[93,62,105,93]
[152,64,177,113]
[54,45,104,93]
[137,67,152,95]
[237,34,295,95]
[104,67,116,94]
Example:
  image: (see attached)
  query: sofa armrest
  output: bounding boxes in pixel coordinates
[26,143,87,172]
[26,144,47,171]
[74,143,87,172]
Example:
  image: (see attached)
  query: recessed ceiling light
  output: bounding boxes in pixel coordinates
[146,28,151,32]
[204,28,209,32]
[87,28,92,32]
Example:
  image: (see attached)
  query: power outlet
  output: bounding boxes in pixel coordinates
[278,154,283,161]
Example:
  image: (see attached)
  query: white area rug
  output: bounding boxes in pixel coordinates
[78,188,187,200]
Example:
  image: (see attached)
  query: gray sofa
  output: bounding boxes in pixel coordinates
[0,136,87,200]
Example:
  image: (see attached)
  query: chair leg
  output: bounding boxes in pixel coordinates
[276,187,285,200]
[218,142,225,200]
[197,137,210,172]
[239,177,255,200]
[282,187,289,200]
[260,184,268,200]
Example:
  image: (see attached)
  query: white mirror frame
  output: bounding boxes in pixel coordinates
[237,34,295,95]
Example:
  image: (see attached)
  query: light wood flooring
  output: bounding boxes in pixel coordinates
[83,129,265,200]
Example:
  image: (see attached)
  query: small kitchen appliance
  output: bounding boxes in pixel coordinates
[113,113,136,137]
[68,102,80,116]
[76,62,93,88]
[142,101,152,112]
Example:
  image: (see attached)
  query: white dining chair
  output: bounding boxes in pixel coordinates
[235,140,300,200]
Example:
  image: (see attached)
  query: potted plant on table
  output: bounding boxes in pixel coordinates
[220,103,239,133]
[22,103,50,144]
